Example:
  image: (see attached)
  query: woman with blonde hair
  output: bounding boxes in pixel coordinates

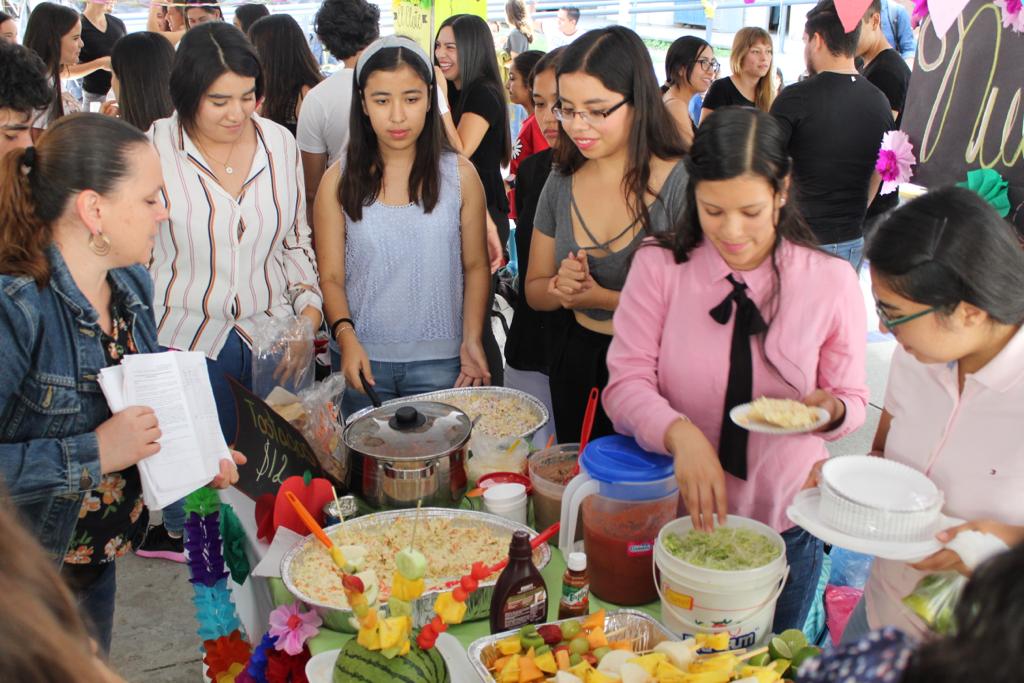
[700,26,775,123]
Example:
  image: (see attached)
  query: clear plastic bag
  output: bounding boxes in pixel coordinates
[252,315,315,400]
[902,571,966,635]
[828,547,874,589]
[296,373,348,486]
[466,431,530,483]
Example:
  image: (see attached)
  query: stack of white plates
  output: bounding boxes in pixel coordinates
[820,456,943,542]
[787,456,959,562]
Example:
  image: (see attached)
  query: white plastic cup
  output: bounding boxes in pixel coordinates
[483,483,528,525]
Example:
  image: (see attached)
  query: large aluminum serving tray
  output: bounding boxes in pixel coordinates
[469,609,677,680]
[280,507,551,632]
[345,386,550,443]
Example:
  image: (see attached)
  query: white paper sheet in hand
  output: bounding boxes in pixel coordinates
[99,352,229,509]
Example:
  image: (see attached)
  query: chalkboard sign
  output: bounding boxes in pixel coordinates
[901,1,1024,230]
[228,377,323,500]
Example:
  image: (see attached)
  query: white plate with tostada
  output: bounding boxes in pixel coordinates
[730,397,831,435]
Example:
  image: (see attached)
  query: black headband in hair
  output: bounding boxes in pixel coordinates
[22,146,36,170]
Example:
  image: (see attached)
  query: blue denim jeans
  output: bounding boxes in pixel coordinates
[62,561,117,656]
[820,237,865,272]
[341,357,462,418]
[160,329,251,534]
[772,527,826,633]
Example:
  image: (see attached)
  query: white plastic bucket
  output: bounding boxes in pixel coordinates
[653,516,789,650]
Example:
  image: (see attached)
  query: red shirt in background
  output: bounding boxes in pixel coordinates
[508,114,549,220]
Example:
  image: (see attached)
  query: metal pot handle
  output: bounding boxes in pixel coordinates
[383,461,438,480]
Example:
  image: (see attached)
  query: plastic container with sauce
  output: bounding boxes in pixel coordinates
[528,444,580,538]
[558,435,678,605]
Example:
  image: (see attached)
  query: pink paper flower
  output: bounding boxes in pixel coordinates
[875,130,916,195]
[911,0,929,26]
[267,602,321,656]
[995,0,1024,33]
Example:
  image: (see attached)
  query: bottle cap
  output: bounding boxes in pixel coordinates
[567,552,587,572]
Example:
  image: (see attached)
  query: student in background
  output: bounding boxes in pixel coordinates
[315,36,491,413]
[504,48,567,445]
[435,13,512,385]
[146,1,186,45]
[435,13,511,256]
[24,3,110,130]
[103,32,175,132]
[233,2,268,33]
[525,26,687,442]
[662,35,716,150]
[184,0,222,27]
[79,0,125,109]
[547,6,581,48]
[0,11,18,43]
[297,0,380,226]
[507,49,546,222]
[770,0,893,270]
[857,0,911,226]
[248,14,323,136]
[0,41,51,156]
[880,0,916,60]
[504,0,534,58]
[700,27,775,122]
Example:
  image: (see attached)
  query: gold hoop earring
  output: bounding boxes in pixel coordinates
[89,232,111,257]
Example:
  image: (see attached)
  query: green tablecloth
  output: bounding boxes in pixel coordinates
[284,546,663,655]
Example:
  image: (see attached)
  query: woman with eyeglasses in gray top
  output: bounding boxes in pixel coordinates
[524,26,687,442]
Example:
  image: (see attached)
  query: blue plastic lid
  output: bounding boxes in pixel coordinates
[580,435,675,484]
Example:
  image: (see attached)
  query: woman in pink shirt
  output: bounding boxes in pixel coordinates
[604,107,868,632]
[825,187,1024,643]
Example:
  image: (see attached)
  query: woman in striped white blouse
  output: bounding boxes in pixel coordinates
[143,23,322,556]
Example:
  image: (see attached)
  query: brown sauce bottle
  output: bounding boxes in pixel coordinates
[489,530,548,633]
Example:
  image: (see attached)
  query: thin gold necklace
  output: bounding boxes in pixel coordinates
[195,134,240,175]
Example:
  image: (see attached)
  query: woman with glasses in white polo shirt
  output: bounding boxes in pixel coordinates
[806,186,1024,643]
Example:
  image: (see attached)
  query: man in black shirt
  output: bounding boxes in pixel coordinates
[858,0,912,223]
[858,0,911,125]
[770,0,893,270]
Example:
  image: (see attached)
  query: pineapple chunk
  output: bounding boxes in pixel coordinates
[624,653,667,676]
[497,636,523,656]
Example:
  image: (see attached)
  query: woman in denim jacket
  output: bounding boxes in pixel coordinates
[0,114,242,654]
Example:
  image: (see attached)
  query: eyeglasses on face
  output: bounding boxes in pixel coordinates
[875,302,939,329]
[695,57,721,73]
[552,99,630,125]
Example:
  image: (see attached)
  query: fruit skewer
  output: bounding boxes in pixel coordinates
[418,522,561,650]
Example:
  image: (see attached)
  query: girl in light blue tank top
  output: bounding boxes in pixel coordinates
[312,36,492,416]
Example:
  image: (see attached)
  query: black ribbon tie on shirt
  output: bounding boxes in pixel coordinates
[709,274,767,481]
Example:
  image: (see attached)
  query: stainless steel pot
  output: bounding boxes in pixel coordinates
[342,400,472,509]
